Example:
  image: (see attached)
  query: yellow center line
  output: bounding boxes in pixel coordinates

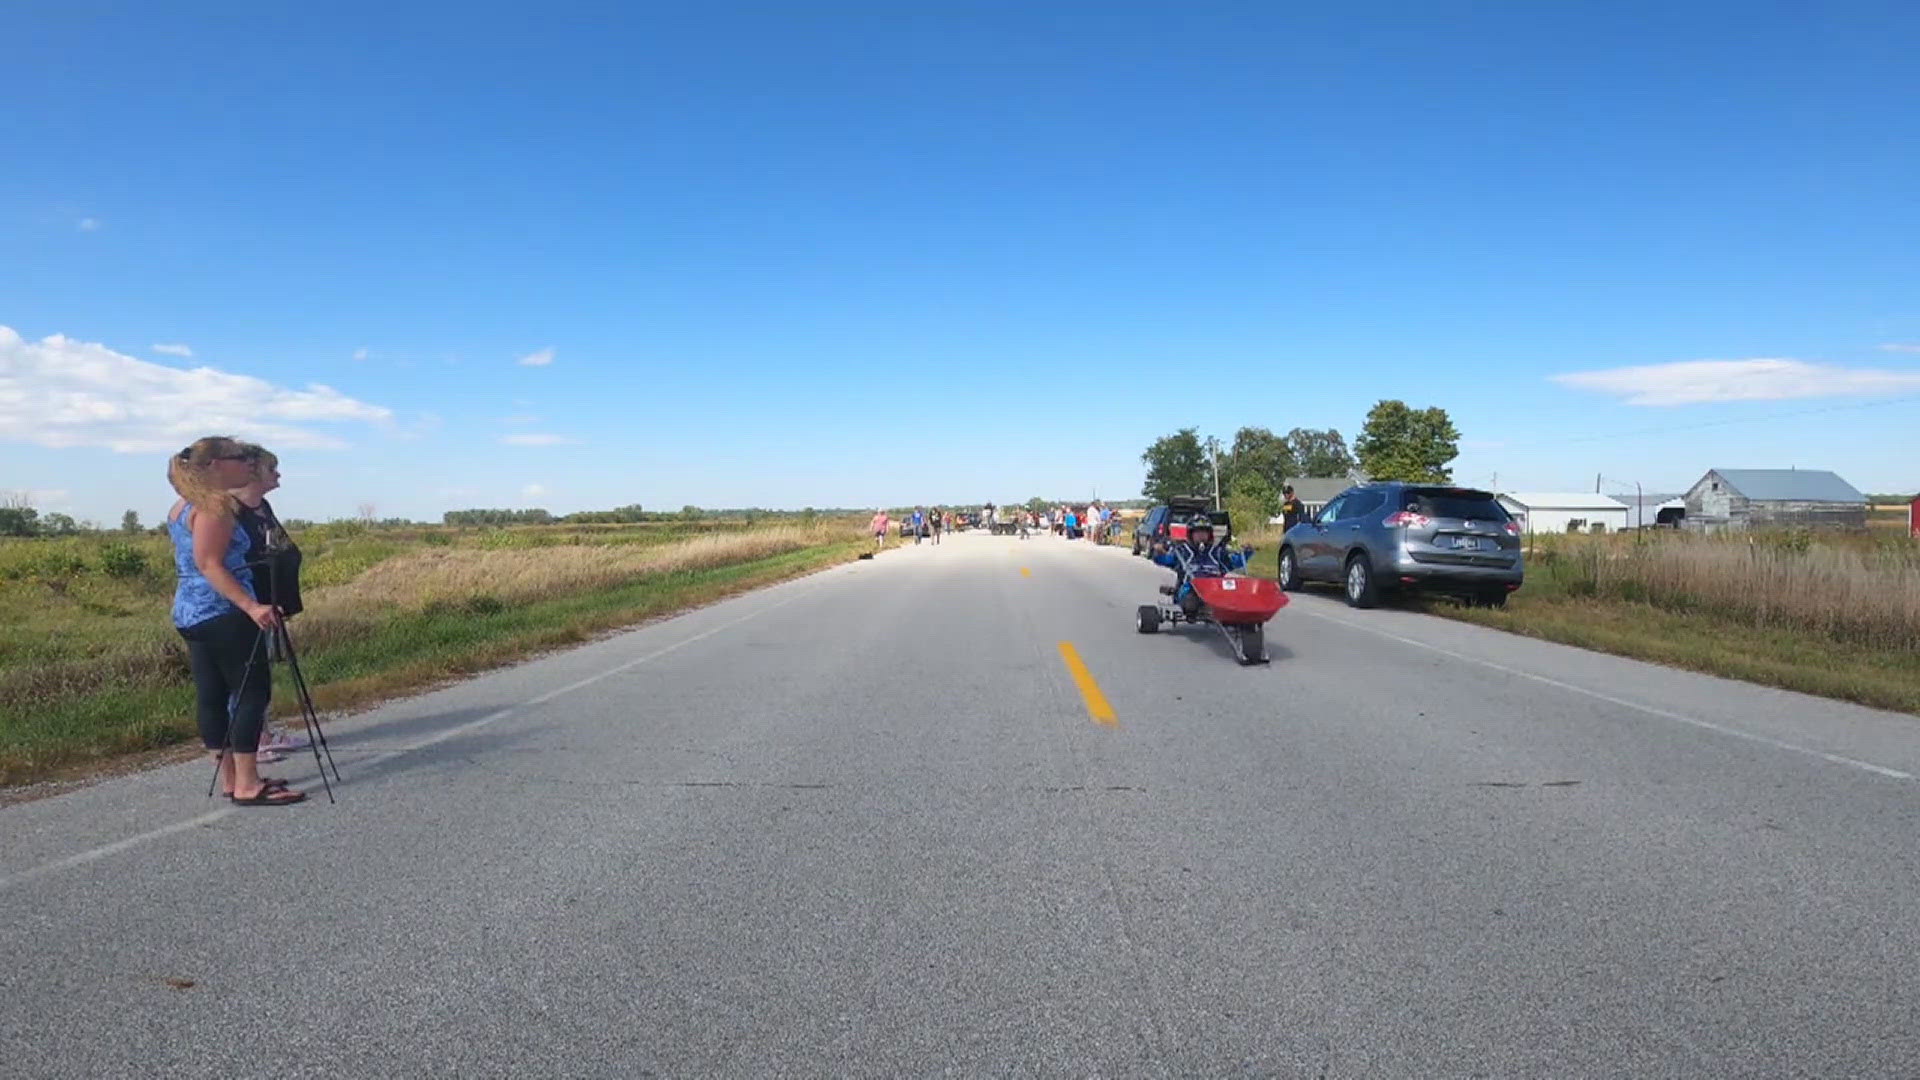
[1057,641,1118,727]
[1020,566,1031,578]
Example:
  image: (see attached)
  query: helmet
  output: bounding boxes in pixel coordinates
[1188,517,1215,542]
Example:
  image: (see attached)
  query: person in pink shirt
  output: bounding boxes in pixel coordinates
[869,510,889,551]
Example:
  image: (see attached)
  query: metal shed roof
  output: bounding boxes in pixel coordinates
[1498,492,1629,511]
[1710,469,1866,504]
[1279,477,1354,503]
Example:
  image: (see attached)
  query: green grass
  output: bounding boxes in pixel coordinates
[1238,528,1920,716]
[0,523,869,785]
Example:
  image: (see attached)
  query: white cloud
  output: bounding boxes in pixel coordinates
[152,343,194,358]
[501,432,576,446]
[352,347,369,361]
[501,414,541,425]
[1880,343,1920,354]
[1552,358,1920,406]
[77,218,100,232]
[0,325,394,453]
[522,484,547,498]
[517,347,555,367]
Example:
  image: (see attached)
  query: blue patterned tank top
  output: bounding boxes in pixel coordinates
[169,502,256,629]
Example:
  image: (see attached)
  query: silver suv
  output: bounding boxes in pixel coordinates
[1276,483,1523,608]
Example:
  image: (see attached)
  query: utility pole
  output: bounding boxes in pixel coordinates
[1206,437,1222,507]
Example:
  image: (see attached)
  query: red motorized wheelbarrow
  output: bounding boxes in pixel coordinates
[1136,546,1288,665]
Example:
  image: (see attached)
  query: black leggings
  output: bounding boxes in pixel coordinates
[179,611,272,754]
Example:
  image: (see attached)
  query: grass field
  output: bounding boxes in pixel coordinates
[1232,524,1920,716]
[0,518,879,785]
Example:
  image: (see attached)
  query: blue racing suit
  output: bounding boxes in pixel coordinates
[1153,538,1252,609]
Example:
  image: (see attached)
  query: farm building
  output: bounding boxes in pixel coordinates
[1496,492,1629,534]
[1684,469,1868,531]
[1609,491,1687,529]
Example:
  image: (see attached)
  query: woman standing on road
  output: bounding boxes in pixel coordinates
[230,445,307,762]
[870,509,889,552]
[167,437,302,805]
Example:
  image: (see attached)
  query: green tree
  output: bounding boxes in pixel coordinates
[1354,400,1460,483]
[1223,426,1297,499]
[41,513,80,535]
[1223,471,1280,532]
[120,509,141,534]
[1025,497,1049,514]
[1284,428,1355,477]
[1140,428,1208,503]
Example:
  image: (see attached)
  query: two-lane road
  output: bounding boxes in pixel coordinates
[4,530,1917,1076]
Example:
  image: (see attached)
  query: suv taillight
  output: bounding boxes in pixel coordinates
[1384,511,1431,528]
[1504,521,1521,536]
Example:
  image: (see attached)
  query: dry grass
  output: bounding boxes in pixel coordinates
[1526,531,1920,652]
[292,524,845,650]
[0,519,870,784]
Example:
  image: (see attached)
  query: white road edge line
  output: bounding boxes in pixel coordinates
[1299,606,1913,782]
[0,586,819,893]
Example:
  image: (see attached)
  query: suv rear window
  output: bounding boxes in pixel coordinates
[1405,488,1509,521]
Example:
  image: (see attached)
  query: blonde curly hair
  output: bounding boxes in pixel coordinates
[167,436,253,520]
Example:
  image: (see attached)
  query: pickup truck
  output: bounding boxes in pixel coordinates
[1132,496,1212,556]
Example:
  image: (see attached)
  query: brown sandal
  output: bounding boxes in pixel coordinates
[232,785,305,806]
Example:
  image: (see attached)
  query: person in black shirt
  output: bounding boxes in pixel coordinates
[1280,485,1305,532]
[232,447,303,618]
[230,446,306,757]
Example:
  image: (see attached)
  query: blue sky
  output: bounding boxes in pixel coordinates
[4,0,1918,523]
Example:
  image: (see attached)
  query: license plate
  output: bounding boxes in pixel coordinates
[1454,537,1481,551]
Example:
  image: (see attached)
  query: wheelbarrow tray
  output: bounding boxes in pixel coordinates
[1189,575,1288,625]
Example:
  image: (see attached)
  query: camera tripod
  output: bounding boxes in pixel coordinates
[206,612,342,804]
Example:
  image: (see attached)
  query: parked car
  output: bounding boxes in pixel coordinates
[1276,484,1523,607]
[1132,496,1210,555]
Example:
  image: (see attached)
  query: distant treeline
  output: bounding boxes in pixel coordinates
[440,505,863,526]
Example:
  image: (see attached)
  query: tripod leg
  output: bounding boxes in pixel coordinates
[279,623,341,800]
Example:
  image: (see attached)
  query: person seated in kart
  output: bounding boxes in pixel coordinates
[1151,517,1254,618]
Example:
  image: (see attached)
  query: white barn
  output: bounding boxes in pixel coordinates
[1497,492,1629,534]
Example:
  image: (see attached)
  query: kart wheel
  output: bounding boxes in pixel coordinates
[1239,624,1265,664]
[1136,605,1160,634]
[1344,555,1379,609]
[1277,548,1300,591]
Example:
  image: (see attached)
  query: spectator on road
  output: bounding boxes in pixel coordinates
[929,507,943,545]
[1281,485,1305,532]
[167,437,300,806]
[870,510,889,551]
[229,446,308,763]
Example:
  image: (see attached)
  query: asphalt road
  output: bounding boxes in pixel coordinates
[4,530,1919,1077]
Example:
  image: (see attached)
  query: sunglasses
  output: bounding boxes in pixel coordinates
[177,448,259,462]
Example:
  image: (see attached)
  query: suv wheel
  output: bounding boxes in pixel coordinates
[1344,555,1379,609]
[1277,548,1300,591]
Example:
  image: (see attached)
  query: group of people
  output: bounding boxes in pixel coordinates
[166,436,308,806]
[865,502,1128,548]
[867,507,960,548]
